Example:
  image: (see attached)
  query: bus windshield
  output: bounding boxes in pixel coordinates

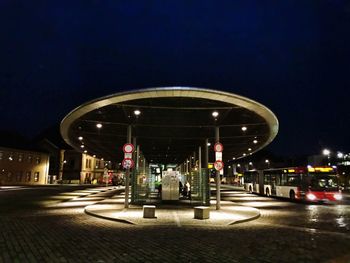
[310,175,339,191]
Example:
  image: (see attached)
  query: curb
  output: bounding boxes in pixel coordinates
[84,208,135,225]
[229,212,261,225]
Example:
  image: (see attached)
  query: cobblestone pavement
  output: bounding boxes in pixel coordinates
[0,186,350,263]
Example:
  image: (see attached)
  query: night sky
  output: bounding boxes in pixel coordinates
[0,1,349,156]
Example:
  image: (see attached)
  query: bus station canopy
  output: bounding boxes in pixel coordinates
[60,87,279,165]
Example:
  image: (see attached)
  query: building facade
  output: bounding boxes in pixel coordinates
[61,150,108,184]
[0,146,50,185]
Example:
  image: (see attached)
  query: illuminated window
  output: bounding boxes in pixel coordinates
[34,172,39,182]
[18,154,23,162]
[35,157,41,164]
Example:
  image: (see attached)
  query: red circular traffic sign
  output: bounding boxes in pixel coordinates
[123,143,134,153]
[214,142,224,152]
[214,160,224,171]
[122,158,134,169]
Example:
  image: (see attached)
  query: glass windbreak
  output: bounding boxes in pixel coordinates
[310,175,339,191]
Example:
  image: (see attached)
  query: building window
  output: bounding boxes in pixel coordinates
[35,157,41,164]
[18,154,23,162]
[26,172,31,182]
[16,172,23,182]
[96,160,100,169]
[0,151,3,160]
[28,155,32,163]
[86,159,92,168]
[7,172,12,182]
[34,172,39,182]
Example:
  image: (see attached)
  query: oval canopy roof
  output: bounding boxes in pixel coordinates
[60,87,279,165]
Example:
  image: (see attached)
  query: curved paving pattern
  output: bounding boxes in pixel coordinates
[84,192,260,226]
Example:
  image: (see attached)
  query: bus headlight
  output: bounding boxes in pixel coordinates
[334,193,342,201]
[306,193,317,201]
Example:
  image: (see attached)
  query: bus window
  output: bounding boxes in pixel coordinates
[287,174,301,186]
[264,173,270,184]
[310,176,339,190]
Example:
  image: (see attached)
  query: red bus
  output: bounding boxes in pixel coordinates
[244,166,342,202]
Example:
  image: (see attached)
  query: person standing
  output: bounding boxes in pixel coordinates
[185,181,191,199]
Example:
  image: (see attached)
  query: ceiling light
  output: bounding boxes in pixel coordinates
[78,136,83,140]
[212,111,219,118]
[96,123,102,128]
[134,110,141,116]
[241,126,247,131]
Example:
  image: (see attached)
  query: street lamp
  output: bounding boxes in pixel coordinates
[323,149,330,156]
[248,162,253,169]
[265,159,270,168]
[134,109,141,116]
[322,149,331,166]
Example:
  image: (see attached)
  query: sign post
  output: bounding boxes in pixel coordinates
[124,126,132,209]
[214,127,222,210]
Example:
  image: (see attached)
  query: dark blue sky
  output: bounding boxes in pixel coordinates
[0,1,349,156]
